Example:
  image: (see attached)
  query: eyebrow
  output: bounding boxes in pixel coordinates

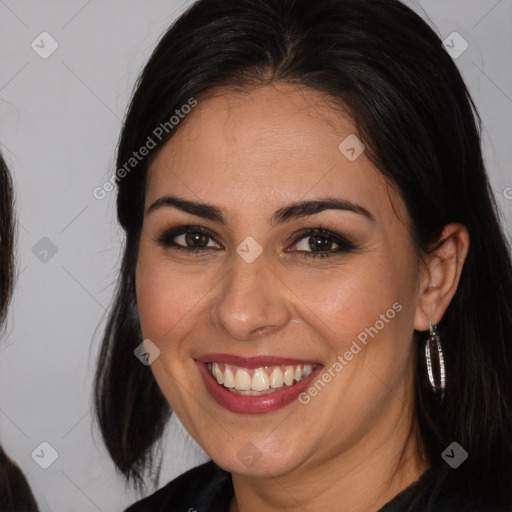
[146,195,375,225]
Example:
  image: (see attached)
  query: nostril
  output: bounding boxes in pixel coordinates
[251,325,279,337]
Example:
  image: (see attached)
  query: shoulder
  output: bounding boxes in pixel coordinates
[436,468,511,512]
[380,465,511,512]
[124,460,232,512]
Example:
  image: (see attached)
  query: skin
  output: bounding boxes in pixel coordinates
[135,82,469,512]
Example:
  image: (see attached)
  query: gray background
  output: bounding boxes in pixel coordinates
[0,1,510,511]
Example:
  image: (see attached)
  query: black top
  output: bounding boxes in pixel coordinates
[125,460,509,512]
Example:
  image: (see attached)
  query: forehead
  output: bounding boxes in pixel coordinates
[151,82,355,175]
[146,83,405,226]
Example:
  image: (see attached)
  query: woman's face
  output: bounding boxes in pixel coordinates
[136,83,423,477]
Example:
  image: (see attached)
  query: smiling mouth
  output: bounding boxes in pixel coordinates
[206,362,318,396]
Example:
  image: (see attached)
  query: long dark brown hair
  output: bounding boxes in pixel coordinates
[0,152,39,511]
[0,151,15,326]
[94,0,512,506]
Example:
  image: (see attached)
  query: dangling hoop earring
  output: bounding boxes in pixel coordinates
[425,320,445,400]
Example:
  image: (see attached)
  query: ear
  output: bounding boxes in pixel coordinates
[414,223,470,331]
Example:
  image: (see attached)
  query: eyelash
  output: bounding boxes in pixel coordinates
[155,225,357,259]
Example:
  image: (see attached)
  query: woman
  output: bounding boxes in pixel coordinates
[94,0,512,510]
[0,152,39,510]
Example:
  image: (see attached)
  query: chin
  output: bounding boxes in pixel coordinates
[204,436,307,478]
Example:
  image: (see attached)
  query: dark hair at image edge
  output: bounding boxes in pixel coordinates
[0,152,15,326]
[93,0,512,504]
[0,153,39,510]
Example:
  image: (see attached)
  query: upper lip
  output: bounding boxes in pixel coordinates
[195,353,322,368]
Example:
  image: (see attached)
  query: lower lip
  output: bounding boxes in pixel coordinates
[196,361,323,414]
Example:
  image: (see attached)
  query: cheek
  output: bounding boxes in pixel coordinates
[307,259,408,350]
[135,252,211,343]
[135,252,211,419]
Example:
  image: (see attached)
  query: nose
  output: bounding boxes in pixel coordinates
[208,251,292,341]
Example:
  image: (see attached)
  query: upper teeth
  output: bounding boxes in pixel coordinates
[209,362,314,393]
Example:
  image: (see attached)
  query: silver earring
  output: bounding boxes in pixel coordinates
[425,320,445,399]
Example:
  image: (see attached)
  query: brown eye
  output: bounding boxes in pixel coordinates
[307,234,334,252]
[287,228,356,259]
[156,225,222,252]
[183,231,210,248]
